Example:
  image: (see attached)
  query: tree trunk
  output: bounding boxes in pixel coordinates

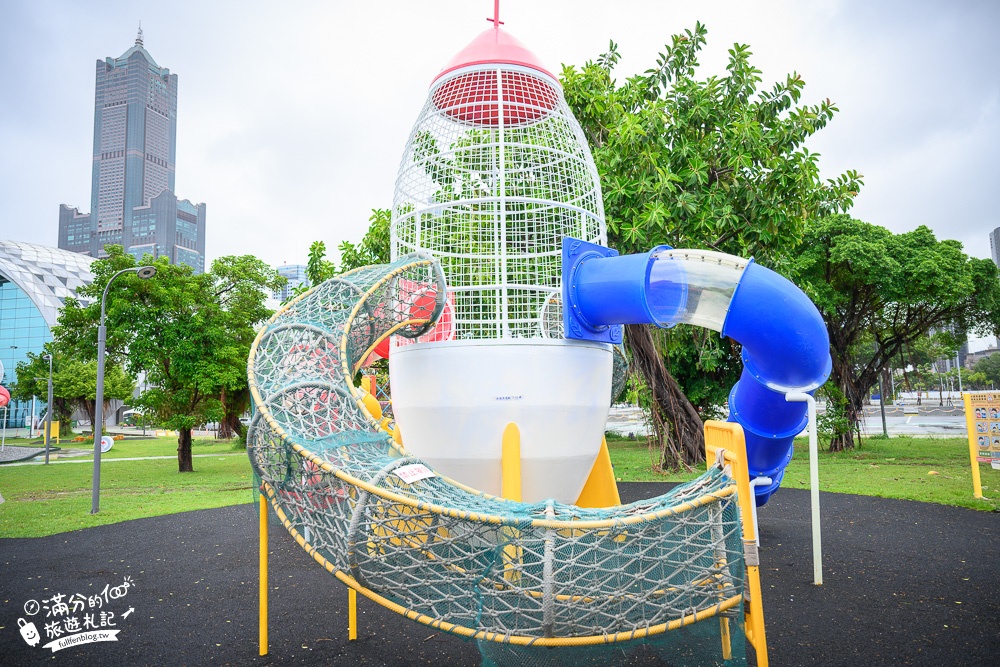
[625,324,705,469]
[221,413,245,442]
[79,399,96,433]
[218,386,248,442]
[177,428,194,472]
[828,362,863,452]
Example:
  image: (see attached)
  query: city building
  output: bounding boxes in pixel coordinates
[0,241,95,428]
[965,346,999,370]
[58,27,206,273]
[273,264,309,302]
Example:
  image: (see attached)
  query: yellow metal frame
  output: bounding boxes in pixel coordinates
[259,492,268,656]
[704,420,769,667]
[257,480,743,647]
[574,437,621,508]
[962,392,985,499]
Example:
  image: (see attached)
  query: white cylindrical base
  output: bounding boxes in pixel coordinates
[389,339,613,504]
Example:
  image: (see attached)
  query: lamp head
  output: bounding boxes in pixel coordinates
[136,266,157,280]
[42,354,52,362]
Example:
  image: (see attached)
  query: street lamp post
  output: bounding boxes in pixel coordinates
[43,353,53,464]
[92,265,156,514]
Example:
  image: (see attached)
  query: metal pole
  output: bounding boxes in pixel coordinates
[1,406,7,452]
[874,340,888,437]
[45,354,53,464]
[29,395,35,438]
[878,370,888,437]
[956,352,963,393]
[92,320,106,513]
[786,392,822,585]
[91,265,156,514]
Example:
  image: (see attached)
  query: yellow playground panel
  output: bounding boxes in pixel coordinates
[962,391,1000,498]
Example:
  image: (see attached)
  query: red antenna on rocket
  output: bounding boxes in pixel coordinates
[488,0,504,28]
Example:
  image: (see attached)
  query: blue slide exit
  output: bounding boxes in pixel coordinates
[563,237,831,505]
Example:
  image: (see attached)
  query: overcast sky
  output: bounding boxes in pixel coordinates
[2,0,998,348]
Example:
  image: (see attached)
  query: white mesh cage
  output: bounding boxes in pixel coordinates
[391,63,606,340]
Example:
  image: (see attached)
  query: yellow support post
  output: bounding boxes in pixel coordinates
[349,588,358,640]
[501,423,522,502]
[704,420,769,667]
[500,423,523,585]
[963,393,984,499]
[574,437,622,508]
[259,491,268,656]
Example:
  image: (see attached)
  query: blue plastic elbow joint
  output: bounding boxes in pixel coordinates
[721,262,831,505]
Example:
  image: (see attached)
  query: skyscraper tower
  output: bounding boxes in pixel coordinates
[59,27,207,273]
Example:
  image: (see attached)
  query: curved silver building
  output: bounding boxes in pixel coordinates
[0,241,94,427]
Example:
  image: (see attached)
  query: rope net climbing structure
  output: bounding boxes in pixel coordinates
[248,254,749,666]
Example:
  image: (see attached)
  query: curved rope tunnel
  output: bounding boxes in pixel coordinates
[247,254,748,649]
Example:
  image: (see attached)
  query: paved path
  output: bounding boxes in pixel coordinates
[0,445,47,464]
[0,485,996,666]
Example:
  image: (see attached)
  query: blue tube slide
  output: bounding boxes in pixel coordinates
[563,237,831,505]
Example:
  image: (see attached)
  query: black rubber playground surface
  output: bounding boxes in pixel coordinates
[1,484,997,666]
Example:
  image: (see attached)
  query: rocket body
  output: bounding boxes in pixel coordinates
[389,26,611,503]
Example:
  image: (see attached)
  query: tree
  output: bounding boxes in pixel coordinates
[12,349,134,435]
[974,353,1000,388]
[560,23,862,467]
[789,216,1000,450]
[55,247,283,471]
[305,240,337,288]
[339,209,391,271]
[285,213,391,305]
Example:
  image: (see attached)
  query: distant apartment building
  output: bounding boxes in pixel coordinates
[273,264,309,302]
[58,27,206,273]
[965,346,998,369]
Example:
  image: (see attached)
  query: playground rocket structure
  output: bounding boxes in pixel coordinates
[246,10,826,661]
[389,13,831,506]
[388,15,611,504]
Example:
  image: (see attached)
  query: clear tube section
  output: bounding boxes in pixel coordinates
[646,249,748,332]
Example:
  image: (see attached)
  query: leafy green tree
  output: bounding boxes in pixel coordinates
[306,240,337,288]
[12,349,134,435]
[967,369,989,390]
[974,353,1000,388]
[561,23,862,467]
[284,222,391,305]
[288,209,391,305]
[339,209,391,271]
[789,216,1000,450]
[55,246,282,471]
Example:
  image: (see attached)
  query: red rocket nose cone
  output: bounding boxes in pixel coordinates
[433,26,556,82]
[431,27,559,127]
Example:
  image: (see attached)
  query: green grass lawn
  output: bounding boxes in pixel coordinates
[3,433,997,539]
[0,436,254,538]
[607,434,1000,512]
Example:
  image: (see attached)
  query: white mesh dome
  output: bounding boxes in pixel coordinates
[391,46,606,341]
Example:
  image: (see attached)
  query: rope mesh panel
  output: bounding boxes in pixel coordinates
[391,64,605,341]
[248,254,747,665]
